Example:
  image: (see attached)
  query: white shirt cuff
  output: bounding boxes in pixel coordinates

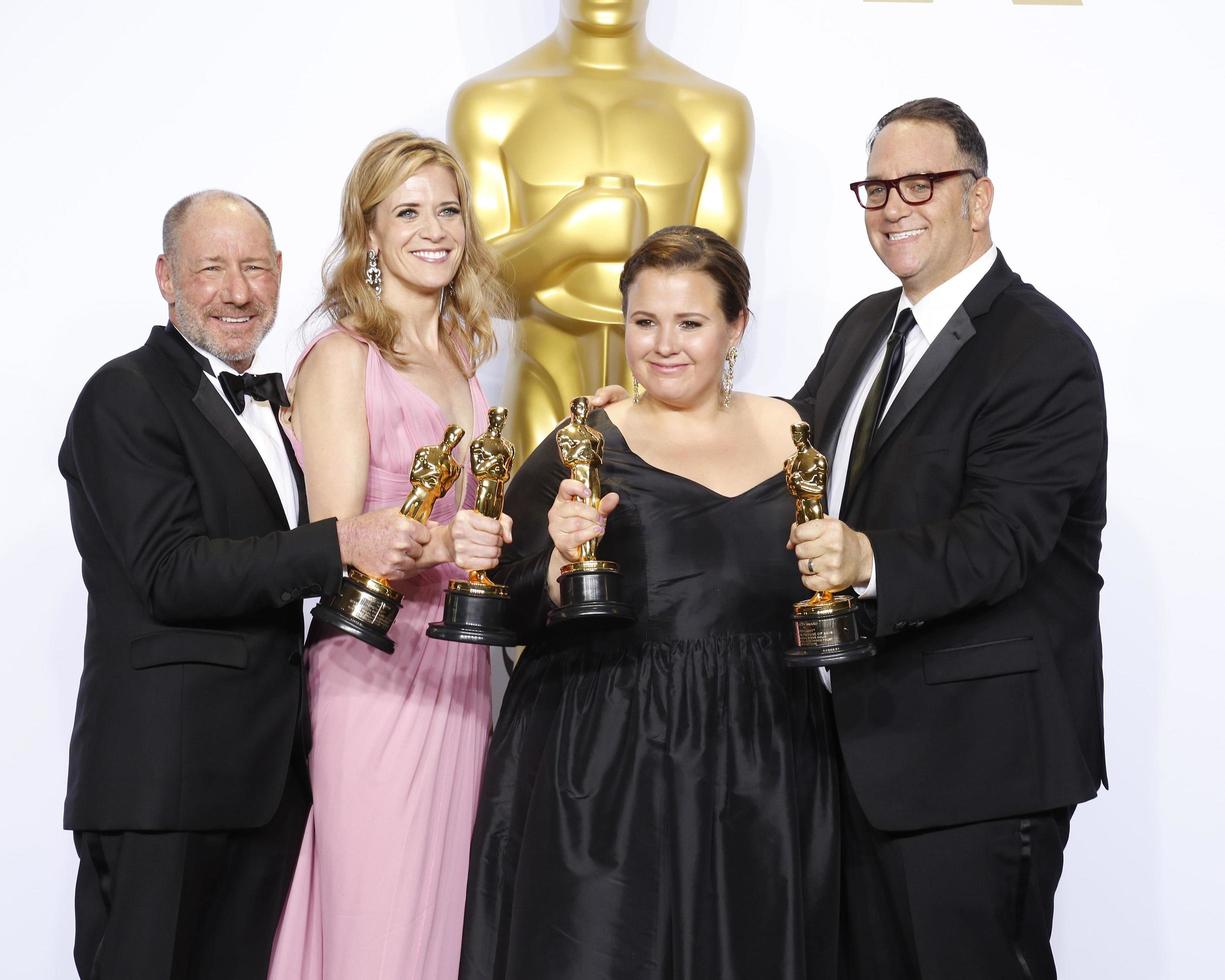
[853,557,877,600]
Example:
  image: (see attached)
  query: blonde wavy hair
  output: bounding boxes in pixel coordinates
[315,131,508,372]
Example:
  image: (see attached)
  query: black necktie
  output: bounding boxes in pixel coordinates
[218,371,289,415]
[845,308,918,494]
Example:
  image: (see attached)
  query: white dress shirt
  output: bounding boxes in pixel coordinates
[815,247,998,689]
[181,333,301,528]
[826,245,999,598]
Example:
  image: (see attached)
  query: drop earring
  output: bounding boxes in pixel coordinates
[365,250,382,297]
[720,345,738,408]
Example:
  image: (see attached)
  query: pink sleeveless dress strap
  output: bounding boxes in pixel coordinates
[270,325,491,980]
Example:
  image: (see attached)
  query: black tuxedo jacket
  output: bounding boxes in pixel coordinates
[60,325,343,832]
[796,252,1107,832]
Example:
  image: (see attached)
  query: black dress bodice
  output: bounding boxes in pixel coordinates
[495,410,804,645]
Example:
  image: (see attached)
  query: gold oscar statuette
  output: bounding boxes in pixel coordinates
[427,407,520,646]
[448,0,754,456]
[548,396,633,625]
[313,424,466,654]
[783,422,875,668]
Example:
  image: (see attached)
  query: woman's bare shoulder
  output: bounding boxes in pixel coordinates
[292,331,371,416]
[298,328,368,381]
[738,392,802,426]
[603,398,630,427]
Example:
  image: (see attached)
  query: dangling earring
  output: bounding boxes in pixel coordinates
[720,346,738,408]
[632,378,642,405]
[365,250,382,297]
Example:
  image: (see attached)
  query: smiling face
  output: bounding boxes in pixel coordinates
[624,267,746,411]
[367,163,465,302]
[864,119,993,303]
[156,196,281,371]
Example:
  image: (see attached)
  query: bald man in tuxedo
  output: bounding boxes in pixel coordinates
[62,190,427,979]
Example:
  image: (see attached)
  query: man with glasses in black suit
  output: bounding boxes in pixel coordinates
[791,98,1107,980]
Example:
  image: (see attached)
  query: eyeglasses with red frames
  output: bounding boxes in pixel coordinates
[849,169,980,210]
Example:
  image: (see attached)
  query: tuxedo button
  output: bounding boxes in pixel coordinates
[287,649,302,666]
[281,591,294,602]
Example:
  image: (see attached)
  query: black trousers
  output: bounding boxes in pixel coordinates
[72,752,309,980]
[839,763,1073,980]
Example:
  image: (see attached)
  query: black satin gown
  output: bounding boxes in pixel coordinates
[460,411,839,980]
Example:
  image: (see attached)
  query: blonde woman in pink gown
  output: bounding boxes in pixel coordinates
[269,132,511,980]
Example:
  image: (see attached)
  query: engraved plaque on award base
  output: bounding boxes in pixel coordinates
[314,424,465,655]
[312,568,402,654]
[785,593,874,667]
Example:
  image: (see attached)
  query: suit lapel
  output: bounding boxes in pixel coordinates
[868,306,977,455]
[277,421,309,526]
[841,251,1019,515]
[812,300,897,459]
[149,325,292,530]
[191,378,291,528]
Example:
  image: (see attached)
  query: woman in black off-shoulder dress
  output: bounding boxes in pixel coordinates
[460,228,838,980]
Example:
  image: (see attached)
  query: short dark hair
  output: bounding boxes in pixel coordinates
[868,98,988,177]
[161,190,275,260]
[619,226,750,323]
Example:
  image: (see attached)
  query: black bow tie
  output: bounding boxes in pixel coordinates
[218,371,289,414]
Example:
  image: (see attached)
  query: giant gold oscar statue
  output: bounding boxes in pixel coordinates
[448,0,754,454]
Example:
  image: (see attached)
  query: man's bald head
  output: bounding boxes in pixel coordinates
[162,190,276,269]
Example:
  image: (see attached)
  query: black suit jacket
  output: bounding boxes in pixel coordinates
[795,252,1107,832]
[60,325,343,832]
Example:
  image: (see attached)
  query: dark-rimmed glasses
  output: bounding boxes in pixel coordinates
[849,169,979,210]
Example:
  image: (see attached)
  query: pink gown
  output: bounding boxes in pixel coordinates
[269,327,492,980]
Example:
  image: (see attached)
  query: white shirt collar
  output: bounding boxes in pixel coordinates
[175,326,267,378]
[898,245,999,342]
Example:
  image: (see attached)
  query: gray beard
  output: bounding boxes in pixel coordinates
[173,299,277,370]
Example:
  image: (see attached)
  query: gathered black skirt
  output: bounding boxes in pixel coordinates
[460,631,839,980]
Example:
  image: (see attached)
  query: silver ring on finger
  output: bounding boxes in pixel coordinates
[806,558,816,575]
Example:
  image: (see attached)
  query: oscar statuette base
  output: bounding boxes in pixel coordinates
[311,568,401,655]
[547,560,634,626]
[427,579,518,647]
[784,593,875,668]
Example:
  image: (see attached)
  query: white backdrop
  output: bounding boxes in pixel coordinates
[2,1,1220,976]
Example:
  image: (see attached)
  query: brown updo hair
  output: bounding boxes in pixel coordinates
[618,225,750,323]
[314,130,509,371]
